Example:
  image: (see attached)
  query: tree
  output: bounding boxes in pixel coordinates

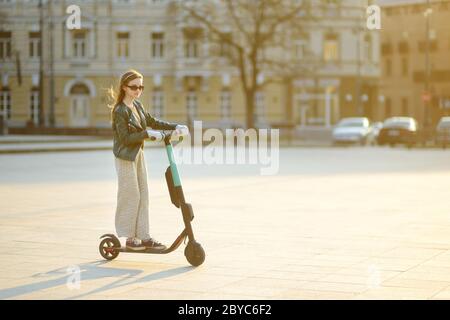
[180,0,319,130]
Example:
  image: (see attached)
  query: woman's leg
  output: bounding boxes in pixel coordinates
[114,156,141,239]
[135,148,151,240]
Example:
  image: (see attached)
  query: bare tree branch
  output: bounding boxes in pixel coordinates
[180,0,319,129]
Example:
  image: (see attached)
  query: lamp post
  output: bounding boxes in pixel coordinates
[424,0,432,136]
[38,0,45,127]
[48,0,55,127]
[354,23,363,117]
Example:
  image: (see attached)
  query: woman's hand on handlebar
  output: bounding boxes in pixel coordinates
[146,125,189,142]
[145,129,164,142]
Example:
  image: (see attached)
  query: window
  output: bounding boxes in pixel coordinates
[381,43,393,55]
[184,28,202,59]
[117,32,130,59]
[255,91,265,123]
[69,83,91,127]
[29,32,41,59]
[398,41,409,54]
[0,31,12,60]
[364,34,372,61]
[402,57,408,76]
[186,91,197,121]
[0,88,11,120]
[418,40,438,52]
[219,33,232,58]
[151,33,164,58]
[152,90,164,118]
[185,38,199,58]
[30,89,39,125]
[323,33,339,62]
[220,90,231,120]
[294,35,309,60]
[323,0,341,17]
[72,30,87,58]
[411,4,423,14]
[385,58,392,76]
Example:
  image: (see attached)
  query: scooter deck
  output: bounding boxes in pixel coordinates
[102,246,168,254]
[118,247,168,254]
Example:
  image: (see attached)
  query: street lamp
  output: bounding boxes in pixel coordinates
[38,0,45,127]
[353,23,363,117]
[37,0,55,128]
[423,0,432,134]
[48,0,55,127]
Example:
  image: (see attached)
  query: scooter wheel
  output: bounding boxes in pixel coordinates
[99,238,120,261]
[184,241,205,267]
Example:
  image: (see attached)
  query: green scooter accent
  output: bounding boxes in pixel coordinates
[165,144,181,187]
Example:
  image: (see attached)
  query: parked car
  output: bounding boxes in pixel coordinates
[435,116,450,149]
[332,117,371,145]
[377,117,418,148]
[367,121,383,145]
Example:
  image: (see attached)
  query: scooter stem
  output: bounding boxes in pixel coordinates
[163,134,196,243]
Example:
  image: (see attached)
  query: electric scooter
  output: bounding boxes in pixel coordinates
[99,128,205,267]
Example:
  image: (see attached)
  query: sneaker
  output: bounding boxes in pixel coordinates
[142,237,167,250]
[126,238,145,251]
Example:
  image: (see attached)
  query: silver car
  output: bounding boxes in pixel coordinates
[435,116,450,148]
[332,117,371,145]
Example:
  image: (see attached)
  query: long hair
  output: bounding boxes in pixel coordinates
[107,69,143,123]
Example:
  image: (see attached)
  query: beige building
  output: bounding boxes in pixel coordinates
[378,0,450,126]
[289,0,380,127]
[0,0,380,132]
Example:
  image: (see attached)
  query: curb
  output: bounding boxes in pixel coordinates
[0,143,332,154]
[0,146,113,154]
[0,139,108,145]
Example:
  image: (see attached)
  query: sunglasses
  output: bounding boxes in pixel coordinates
[126,85,144,91]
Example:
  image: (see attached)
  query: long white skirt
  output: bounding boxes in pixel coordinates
[114,148,151,240]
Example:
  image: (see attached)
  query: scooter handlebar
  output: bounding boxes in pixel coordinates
[146,129,164,142]
[146,126,189,142]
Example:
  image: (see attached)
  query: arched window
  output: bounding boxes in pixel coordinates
[70,83,90,95]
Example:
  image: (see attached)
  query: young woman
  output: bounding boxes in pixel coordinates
[108,69,188,251]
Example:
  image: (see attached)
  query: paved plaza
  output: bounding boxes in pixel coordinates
[1,146,450,299]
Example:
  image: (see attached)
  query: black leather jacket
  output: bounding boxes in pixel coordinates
[112,100,178,161]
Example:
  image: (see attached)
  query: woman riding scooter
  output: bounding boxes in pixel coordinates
[108,69,188,251]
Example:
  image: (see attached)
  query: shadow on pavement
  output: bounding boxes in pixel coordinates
[0,260,194,300]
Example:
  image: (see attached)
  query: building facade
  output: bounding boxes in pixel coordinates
[0,0,380,131]
[379,0,450,127]
[289,0,380,127]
